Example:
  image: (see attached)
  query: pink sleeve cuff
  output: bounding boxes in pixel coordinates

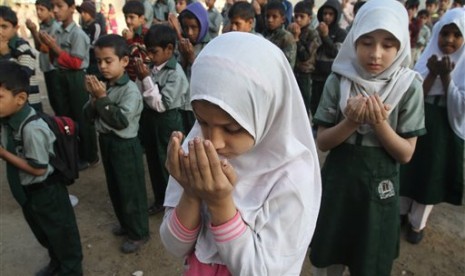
[168,208,200,243]
[210,211,247,243]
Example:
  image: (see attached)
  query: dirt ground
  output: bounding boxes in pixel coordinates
[1,4,464,275]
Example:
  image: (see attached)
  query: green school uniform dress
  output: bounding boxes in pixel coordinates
[83,74,149,240]
[400,95,464,205]
[310,74,426,276]
[1,105,83,275]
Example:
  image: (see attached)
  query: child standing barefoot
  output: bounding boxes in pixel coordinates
[160,32,322,275]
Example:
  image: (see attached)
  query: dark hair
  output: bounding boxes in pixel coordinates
[61,0,75,6]
[303,0,314,8]
[0,5,18,26]
[294,1,312,16]
[453,0,465,5]
[0,61,30,95]
[228,1,255,20]
[94,34,130,58]
[35,0,52,10]
[265,1,286,16]
[353,1,366,16]
[417,9,430,18]
[122,1,145,16]
[145,25,177,49]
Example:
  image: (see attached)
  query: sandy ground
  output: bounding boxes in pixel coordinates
[1,2,464,275]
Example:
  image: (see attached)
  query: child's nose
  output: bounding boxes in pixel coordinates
[209,128,225,150]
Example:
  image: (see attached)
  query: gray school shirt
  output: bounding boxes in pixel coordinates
[313,73,426,147]
[153,56,189,110]
[54,21,90,70]
[39,19,61,72]
[1,106,55,185]
[83,74,143,139]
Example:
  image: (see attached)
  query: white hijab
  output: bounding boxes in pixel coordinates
[333,0,421,134]
[414,8,465,139]
[164,32,321,263]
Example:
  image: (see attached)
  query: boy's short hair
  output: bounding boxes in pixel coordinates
[265,1,286,16]
[77,1,96,18]
[0,61,29,95]
[303,0,314,8]
[294,1,312,16]
[417,9,430,17]
[353,1,366,16]
[123,1,145,16]
[62,0,75,6]
[0,5,18,26]
[228,1,255,20]
[145,25,177,49]
[405,0,420,8]
[426,0,438,4]
[35,0,52,10]
[94,34,130,59]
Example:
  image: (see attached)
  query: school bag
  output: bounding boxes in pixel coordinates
[21,112,79,185]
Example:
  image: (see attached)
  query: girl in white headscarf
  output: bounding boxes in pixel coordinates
[309,0,426,275]
[159,32,322,275]
[400,8,465,245]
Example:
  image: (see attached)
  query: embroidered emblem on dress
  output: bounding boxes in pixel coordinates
[378,180,395,199]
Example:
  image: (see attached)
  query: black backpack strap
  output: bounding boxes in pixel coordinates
[20,114,41,137]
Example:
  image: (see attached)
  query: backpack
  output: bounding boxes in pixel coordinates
[21,112,79,185]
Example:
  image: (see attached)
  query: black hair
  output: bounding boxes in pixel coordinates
[294,1,312,16]
[228,1,255,20]
[179,9,197,21]
[122,1,145,16]
[35,0,52,10]
[94,34,130,58]
[453,0,465,5]
[353,1,366,16]
[303,0,314,8]
[62,0,75,6]
[0,5,18,26]
[265,1,286,16]
[145,24,177,49]
[0,61,30,96]
[417,9,430,18]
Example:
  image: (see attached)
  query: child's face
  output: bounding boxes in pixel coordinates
[0,86,26,118]
[0,18,18,42]
[230,17,254,33]
[439,0,450,10]
[51,0,74,23]
[265,9,285,31]
[205,0,216,9]
[147,45,173,66]
[36,5,53,22]
[176,0,187,14]
[94,47,129,82]
[438,23,464,55]
[80,11,92,24]
[418,14,430,26]
[321,7,336,26]
[181,17,200,44]
[355,29,400,75]
[294,12,311,29]
[426,3,438,13]
[125,13,144,30]
[192,100,255,159]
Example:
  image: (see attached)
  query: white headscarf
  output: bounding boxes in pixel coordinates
[414,8,465,139]
[333,0,421,134]
[164,32,321,264]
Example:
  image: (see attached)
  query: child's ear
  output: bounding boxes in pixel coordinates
[15,91,28,106]
[167,43,175,53]
[121,56,130,67]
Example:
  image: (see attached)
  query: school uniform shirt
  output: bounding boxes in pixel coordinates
[83,74,143,139]
[1,105,55,185]
[53,21,90,70]
[160,32,322,275]
[0,36,41,107]
[414,8,465,139]
[38,19,61,73]
[207,7,223,38]
[140,56,189,112]
[153,0,176,22]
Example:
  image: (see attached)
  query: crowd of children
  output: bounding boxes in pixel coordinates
[0,0,463,275]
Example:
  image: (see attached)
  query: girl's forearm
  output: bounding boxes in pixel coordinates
[316,119,360,151]
[372,121,417,164]
[176,192,202,230]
